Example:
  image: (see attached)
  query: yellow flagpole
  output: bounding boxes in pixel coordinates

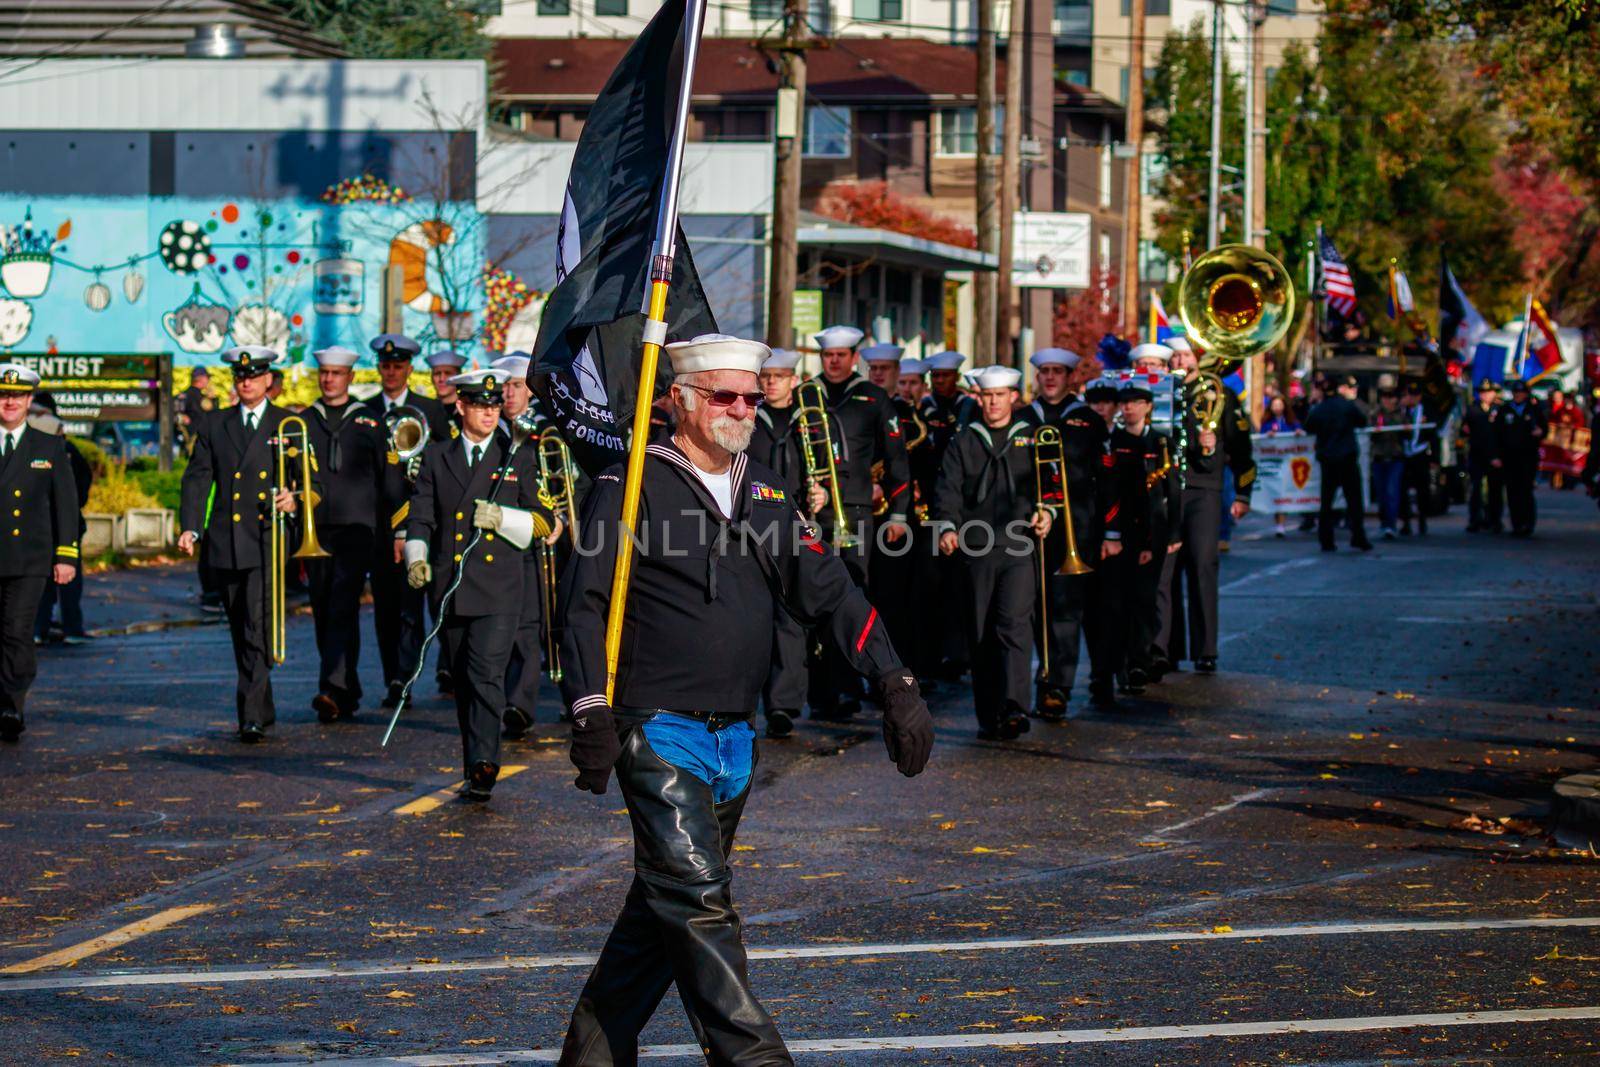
[1148,294,1156,344]
[601,0,708,704]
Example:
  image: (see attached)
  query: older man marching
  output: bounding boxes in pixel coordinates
[557,333,934,1065]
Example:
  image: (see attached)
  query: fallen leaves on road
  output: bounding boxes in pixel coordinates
[960,987,1017,998]
[1342,985,1375,997]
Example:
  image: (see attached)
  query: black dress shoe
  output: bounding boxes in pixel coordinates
[1195,657,1217,675]
[459,760,499,802]
[381,682,403,710]
[436,671,454,696]
[312,693,340,724]
[239,722,266,744]
[999,712,1030,740]
[0,712,23,743]
[765,709,795,739]
[1353,538,1374,551]
[1034,688,1067,722]
[503,706,533,740]
[1088,686,1119,710]
[1148,657,1172,681]
[1125,666,1149,692]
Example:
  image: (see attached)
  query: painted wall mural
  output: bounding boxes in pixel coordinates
[0,185,492,366]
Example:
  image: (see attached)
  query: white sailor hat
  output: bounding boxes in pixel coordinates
[859,343,904,365]
[311,346,359,369]
[449,368,505,403]
[1029,347,1081,369]
[0,362,41,394]
[970,365,1023,391]
[491,353,531,378]
[221,345,281,377]
[666,333,769,376]
[924,351,967,372]
[899,357,928,376]
[1128,343,1174,365]
[814,325,864,351]
[370,334,421,361]
[427,349,468,370]
[762,348,802,372]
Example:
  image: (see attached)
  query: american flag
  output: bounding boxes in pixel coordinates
[1319,232,1357,317]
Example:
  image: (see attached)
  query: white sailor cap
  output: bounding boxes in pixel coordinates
[1029,347,1081,369]
[1166,335,1193,354]
[762,348,802,372]
[814,325,864,351]
[1128,343,1174,365]
[0,362,41,393]
[970,365,1023,391]
[924,351,967,372]
[427,349,468,370]
[311,346,359,369]
[449,368,505,402]
[221,345,282,377]
[491,353,530,379]
[666,333,769,377]
[899,357,928,376]
[859,343,904,365]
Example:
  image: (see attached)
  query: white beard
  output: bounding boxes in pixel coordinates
[710,414,754,453]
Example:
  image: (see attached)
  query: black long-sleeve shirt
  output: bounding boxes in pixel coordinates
[930,418,1038,560]
[1304,395,1367,462]
[819,373,911,519]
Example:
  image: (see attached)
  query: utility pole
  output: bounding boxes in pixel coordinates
[974,0,998,362]
[1245,0,1267,425]
[996,0,1026,364]
[1205,0,1223,251]
[1120,0,1146,341]
[765,0,816,350]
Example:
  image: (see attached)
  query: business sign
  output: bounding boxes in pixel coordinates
[14,352,169,436]
[1013,212,1092,289]
[792,289,824,341]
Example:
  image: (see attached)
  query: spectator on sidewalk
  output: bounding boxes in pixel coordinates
[27,394,92,645]
[1261,395,1301,538]
[1399,382,1431,536]
[1304,374,1372,552]
[1369,387,1407,540]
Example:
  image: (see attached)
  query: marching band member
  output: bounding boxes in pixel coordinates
[403,369,559,801]
[808,325,911,719]
[897,356,928,405]
[427,349,467,411]
[301,346,391,722]
[177,346,297,743]
[932,365,1053,740]
[919,350,976,679]
[557,332,932,1063]
[0,364,80,743]
[490,352,549,739]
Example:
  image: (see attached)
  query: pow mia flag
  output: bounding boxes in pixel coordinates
[529,0,718,476]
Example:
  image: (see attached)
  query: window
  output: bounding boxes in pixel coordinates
[1118,65,1156,104]
[1267,0,1296,13]
[595,0,627,13]
[1139,239,1170,283]
[1141,152,1167,197]
[853,0,902,21]
[804,105,852,158]
[750,0,781,18]
[1064,68,1089,87]
[1054,0,1090,38]
[536,0,569,13]
[1120,0,1169,13]
[935,107,1002,156]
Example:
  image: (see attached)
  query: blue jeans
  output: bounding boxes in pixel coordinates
[1373,459,1404,529]
[641,713,755,804]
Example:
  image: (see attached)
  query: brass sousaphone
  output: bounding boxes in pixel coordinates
[1177,244,1294,452]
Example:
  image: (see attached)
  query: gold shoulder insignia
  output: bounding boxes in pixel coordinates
[449,425,460,440]
[391,502,410,528]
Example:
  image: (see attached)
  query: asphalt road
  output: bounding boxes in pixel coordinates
[2,490,1598,1065]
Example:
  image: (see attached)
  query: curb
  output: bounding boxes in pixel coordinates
[1551,774,1600,851]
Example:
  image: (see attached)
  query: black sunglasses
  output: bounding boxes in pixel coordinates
[680,383,763,408]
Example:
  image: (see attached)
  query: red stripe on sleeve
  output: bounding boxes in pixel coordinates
[854,607,878,653]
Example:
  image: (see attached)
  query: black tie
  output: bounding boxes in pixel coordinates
[245,411,256,434]
[469,444,482,469]
[1,433,11,458]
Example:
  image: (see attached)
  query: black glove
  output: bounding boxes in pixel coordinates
[878,669,933,777]
[569,703,622,795]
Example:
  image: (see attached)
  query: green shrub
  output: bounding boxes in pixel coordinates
[131,470,184,512]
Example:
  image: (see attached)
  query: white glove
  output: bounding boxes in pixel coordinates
[475,499,537,549]
[473,500,503,532]
[403,539,431,589]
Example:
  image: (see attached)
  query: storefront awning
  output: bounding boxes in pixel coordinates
[797,214,997,273]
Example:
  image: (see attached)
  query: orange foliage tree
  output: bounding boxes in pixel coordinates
[1052,266,1123,366]
[815,181,977,249]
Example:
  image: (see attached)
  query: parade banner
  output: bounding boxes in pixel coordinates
[1252,432,1321,513]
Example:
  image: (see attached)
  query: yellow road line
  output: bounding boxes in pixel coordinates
[392,765,529,816]
[0,904,216,975]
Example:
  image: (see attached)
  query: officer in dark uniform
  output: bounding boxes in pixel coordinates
[490,352,552,739]
[1081,378,1126,706]
[178,346,298,743]
[861,341,930,680]
[1497,379,1547,537]
[1159,340,1254,675]
[919,350,977,678]
[809,325,911,719]
[932,365,1054,740]
[1100,379,1182,702]
[1023,348,1114,716]
[175,365,216,453]
[301,346,392,722]
[364,334,448,707]
[558,333,932,1064]
[1462,379,1504,533]
[404,369,559,801]
[0,364,80,742]
[750,347,818,738]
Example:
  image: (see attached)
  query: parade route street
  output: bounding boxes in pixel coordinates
[1,492,1597,1065]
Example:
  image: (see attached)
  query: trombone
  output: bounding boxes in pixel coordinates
[268,415,330,666]
[870,408,928,517]
[1177,244,1294,453]
[1032,426,1092,678]
[536,426,578,683]
[794,378,857,549]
